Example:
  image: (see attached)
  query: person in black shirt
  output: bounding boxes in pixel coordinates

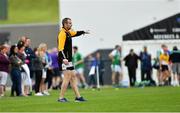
[124,49,139,87]
[169,46,180,86]
[9,45,23,96]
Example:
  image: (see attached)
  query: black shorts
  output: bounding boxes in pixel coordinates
[58,63,74,71]
[161,65,169,72]
[65,66,74,70]
[58,52,74,71]
[53,68,61,77]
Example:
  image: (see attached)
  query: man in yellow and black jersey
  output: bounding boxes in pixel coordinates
[58,28,85,70]
[57,18,89,102]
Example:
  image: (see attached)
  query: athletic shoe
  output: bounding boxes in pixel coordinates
[27,92,33,96]
[75,97,86,102]
[52,86,58,90]
[112,84,118,88]
[0,94,4,97]
[43,91,50,96]
[18,94,26,97]
[84,84,89,89]
[35,92,44,96]
[57,98,68,102]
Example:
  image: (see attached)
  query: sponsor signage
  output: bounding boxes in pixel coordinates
[123,13,180,41]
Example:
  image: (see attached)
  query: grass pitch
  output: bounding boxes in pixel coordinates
[0,86,180,112]
[0,0,59,24]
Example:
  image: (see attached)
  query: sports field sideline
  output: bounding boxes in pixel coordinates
[0,87,180,112]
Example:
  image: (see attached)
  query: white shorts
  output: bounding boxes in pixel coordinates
[75,68,84,75]
[111,65,121,73]
[21,72,31,86]
[42,69,47,79]
[0,71,8,86]
[21,64,32,86]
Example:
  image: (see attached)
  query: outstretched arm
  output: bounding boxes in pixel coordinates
[70,30,90,37]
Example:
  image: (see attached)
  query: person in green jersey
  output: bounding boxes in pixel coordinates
[73,46,88,89]
[109,45,123,87]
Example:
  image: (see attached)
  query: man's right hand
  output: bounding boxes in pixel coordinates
[63,59,69,65]
[84,30,90,34]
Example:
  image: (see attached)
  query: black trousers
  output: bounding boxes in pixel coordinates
[45,69,53,89]
[89,75,96,86]
[30,69,35,79]
[141,69,152,81]
[11,68,22,96]
[34,70,42,93]
[99,72,104,86]
[128,67,136,86]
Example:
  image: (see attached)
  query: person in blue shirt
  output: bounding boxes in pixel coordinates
[88,54,97,88]
[140,46,152,82]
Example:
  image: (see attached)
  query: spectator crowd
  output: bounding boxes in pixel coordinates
[0,36,180,97]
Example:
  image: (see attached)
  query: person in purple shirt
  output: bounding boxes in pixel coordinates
[0,44,10,97]
[50,48,62,89]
